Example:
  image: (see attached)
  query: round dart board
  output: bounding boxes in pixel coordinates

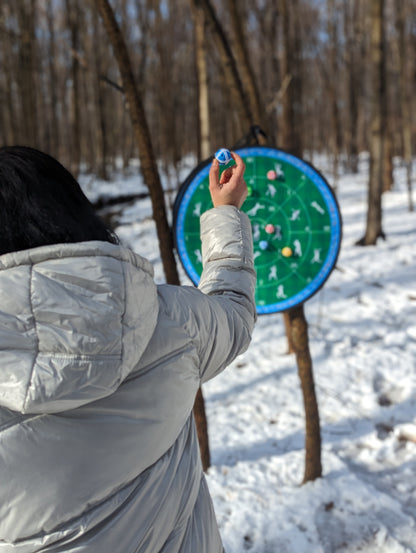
[173,146,342,314]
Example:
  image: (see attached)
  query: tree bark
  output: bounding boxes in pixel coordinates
[16,0,38,147]
[227,0,267,134]
[191,0,211,161]
[327,0,342,189]
[92,7,109,180]
[383,126,394,192]
[0,3,18,145]
[343,0,360,173]
[46,2,60,159]
[280,0,303,159]
[280,0,303,353]
[288,305,322,483]
[280,0,321,483]
[65,0,81,177]
[356,0,386,245]
[193,388,211,471]
[395,0,413,211]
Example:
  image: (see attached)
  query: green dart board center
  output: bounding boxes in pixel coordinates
[173,147,342,314]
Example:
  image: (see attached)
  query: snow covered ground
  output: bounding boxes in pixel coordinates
[81,154,416,553]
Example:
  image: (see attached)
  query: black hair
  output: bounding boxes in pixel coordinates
[0,146,119,255]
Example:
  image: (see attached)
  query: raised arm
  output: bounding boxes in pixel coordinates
[196,152,257,381]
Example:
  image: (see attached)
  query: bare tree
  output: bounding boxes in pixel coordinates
[91,7,109,180]
[326,0,343,189]
[280,0,303,158]
[226,0,268,136]
[287,305,322,483]
[191,0,211,160]
[45,2,60,159]
[280,0,322,484]
[395,0,414,211]
[94,0,180,285]
[357,0,386,245]
[198,0,253,134]
[343,0,361,173]
[16,0,39,147]
[94,0,212,473]
[65,0,82,176]
[0,3,19,145]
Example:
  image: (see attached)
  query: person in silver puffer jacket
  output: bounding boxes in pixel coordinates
[0,146,256,553]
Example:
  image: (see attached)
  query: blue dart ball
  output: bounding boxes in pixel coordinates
[259,240,268,250]
[214,148,232,165]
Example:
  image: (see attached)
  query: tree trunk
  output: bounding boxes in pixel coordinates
[395,0,413,211]
[280,0,303,158]
[95,0,211,471]
[383,127,394,192]
[281,0,303,354]
[288,305,322,483]
[190,0,217,470]
[199,0,253,131]
[343,0,360,173]
[280,0,321,483]
[327,0,342,190]
[191,0,211,161]
[16,0,38,147]
[65,0,81,177]
[226,0,268,134]
[94,0,180,286]
[0,3,18,145]
[46,2,60,159]
[357,0,386,245]
[193,388,211,471]
[92,8,109,180]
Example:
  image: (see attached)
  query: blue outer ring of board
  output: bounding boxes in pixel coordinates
[174,146,342,315]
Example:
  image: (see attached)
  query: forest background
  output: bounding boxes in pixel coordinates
[0,0,414,194]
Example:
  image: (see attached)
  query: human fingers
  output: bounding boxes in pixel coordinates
[230,151,246,180]
[209,158,220,190]
[219,167,233,185]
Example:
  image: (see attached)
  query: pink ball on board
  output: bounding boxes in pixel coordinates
[267,170,277,180]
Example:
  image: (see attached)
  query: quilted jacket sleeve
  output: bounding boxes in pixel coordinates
[195,205,257,382]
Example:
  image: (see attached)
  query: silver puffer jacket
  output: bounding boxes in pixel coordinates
[0,205,256,553]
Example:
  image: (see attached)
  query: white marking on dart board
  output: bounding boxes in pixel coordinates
[252,224,261,241]
[294,239,302,256]
[311,201,325,214]
[276,285,287,299]
[290,209,301,221]
[311,249,322,264]
[194,249,202,263]
[268,266,277,280]
[273,226,282,240]
[193,202,202,217]
[266,184,277,197]
[275,164,284,179]
[247,202,265,216]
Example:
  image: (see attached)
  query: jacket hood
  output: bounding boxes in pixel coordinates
[0,241,158,414]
